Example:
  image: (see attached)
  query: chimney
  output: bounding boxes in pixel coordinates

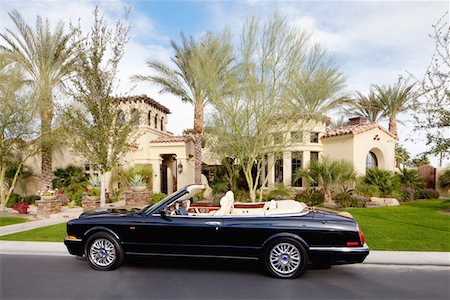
[348,117,367,126]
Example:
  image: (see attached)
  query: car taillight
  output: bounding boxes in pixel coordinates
[358,225,365,245]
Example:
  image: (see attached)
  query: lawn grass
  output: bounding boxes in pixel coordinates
[1,199,449,251]
[0,217,29,227]
[0,222,67,242]
[347,199,450,252]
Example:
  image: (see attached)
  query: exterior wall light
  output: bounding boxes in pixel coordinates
[178,162,183,174]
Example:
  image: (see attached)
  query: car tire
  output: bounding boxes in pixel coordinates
[263,237,308,279]
[85,232,124,271]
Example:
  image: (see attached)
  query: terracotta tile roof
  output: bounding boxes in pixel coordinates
[322,122,399,140]
[150,135,193,144]
[115,94,171,114]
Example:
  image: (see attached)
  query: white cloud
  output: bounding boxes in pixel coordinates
[0,0,194,136]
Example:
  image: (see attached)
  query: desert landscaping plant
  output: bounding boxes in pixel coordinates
[363,168,399,197]
[134,30,235,185]
[438,168,450,190]
[1,10,79,189]
[129,174,147,187]
[208,16,343,201]
[294,158,357,206]
[64,8,137,207]
[0,52,39,211]
[412,12,449,167]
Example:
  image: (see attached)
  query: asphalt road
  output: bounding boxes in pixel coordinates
[1,254,449,300]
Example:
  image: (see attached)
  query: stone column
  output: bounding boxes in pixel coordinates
[303,151,311,187]
[124,191,151,207]
[283,151,292,187]
[150,158,163,193]
[37,198,62,219]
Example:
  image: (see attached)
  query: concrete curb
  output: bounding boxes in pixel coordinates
[363,250,450,266]
[1,241,449,266]
[0,241,69,256]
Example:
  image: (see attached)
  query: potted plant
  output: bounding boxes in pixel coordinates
[86,176,101,201]
[38,187,61,201]
[129,174,147,192]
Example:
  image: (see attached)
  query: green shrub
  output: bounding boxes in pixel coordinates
[267,184,295,200]
[87,188,100,197]
[53,165,88,190]
[109,189,123,203]
[295,189,324,206]
[150,192,167,205]
[6,193,22,208]
[22,195,40,205]
[438,168,450,190]
[396,168,425,188]
[354,180,380,197]
[398,187,416,202]
[414,188,440,199]
[234,190,250,202]
[71,189,84,206]
[363,169,399,197]
[334,191,352,208]
[211,182,229,195]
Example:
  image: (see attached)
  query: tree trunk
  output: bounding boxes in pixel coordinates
[323,190,335,206]
[41,145,53,189]
[40,101,53,190]
[100,172,106,208]
[194,133,203,185]
[0,166,6,212]
[388,115,398,137]
[249,189,256,203]
[193,99,204,185]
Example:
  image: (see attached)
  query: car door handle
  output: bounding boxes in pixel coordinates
[205,221,221,226]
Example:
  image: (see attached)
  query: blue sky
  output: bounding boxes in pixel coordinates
[1,0,449,166]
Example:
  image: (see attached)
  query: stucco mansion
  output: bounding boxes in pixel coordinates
[26,95,397,195]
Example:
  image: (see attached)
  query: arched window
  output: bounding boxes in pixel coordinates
[154,114,158,129]
[117,110,125,124]
[148,111,152,126]
[131,109,140,126]
[160,117,164,131]
[366,151,378,170]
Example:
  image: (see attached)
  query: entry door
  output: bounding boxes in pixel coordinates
[160,164,168,194]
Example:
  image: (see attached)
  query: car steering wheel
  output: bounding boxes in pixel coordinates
[175,202,188,215]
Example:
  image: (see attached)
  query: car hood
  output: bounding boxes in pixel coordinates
[79,208,143,218]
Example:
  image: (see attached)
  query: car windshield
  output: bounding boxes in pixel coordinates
[140,188,187,215]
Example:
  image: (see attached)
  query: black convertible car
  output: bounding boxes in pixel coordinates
[65,185,369,278]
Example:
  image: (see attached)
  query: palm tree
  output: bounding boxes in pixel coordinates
[288,47,347,114]
[346,89,384,122]
[133,32,234,184]
[373,79,416,136]
[294,157,357,206]
[0,10,78,189]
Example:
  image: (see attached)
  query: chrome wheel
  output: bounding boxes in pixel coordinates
[89,238,116,267]
[269,242,301,275]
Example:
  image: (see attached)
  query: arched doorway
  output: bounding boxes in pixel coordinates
[365,147,385,173]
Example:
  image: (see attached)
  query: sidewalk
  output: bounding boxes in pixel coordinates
[0,240,449,266]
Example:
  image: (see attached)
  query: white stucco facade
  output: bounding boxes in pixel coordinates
[22,97,397,196]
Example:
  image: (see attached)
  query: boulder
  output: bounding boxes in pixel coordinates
[369,197,400,207]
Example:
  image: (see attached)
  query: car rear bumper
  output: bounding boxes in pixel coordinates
[64,237,84,256]
[309,244,370,265]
